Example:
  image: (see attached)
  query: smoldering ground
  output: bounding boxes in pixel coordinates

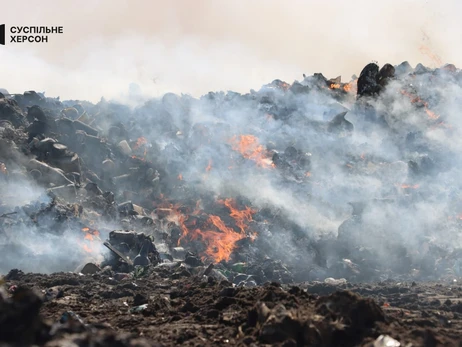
[1,1,462,279]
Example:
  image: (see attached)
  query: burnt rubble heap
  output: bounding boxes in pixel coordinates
[1,62,462,345]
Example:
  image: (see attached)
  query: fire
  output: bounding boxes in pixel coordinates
[305,171,311,177]
[173,198,257,263]
[131,155,146,162]
[425,109,440,120]
[178,174,183,180]
[328,80,356,93]
[133,137,148,150]
[400,90,440,120]
[132,137,148,160]
[275,81,291,91]
[203,215,244,262]
[229,135,274,168]
[81,227,100,253]
[0,162,7,175]
[400,184,419,189]
[206,160,212,172]
[219,198,256,235]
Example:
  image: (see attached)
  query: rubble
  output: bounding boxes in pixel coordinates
[0,271,461,346]
[1,60,462,345]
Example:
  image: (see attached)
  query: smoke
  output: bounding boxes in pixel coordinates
[1,0,461,102]
[0,152,105,274]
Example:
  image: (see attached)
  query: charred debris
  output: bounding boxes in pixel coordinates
[0,61,462,287]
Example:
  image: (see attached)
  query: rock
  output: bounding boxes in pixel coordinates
[28,159,74,186]
[102,159,115,172]
[328,111,354,135]
[0,98,25,127]
[357,63,380,97]
[27,105,47,122]
[373,335,401,347]
[55,118,75,136]
[133,240,151,266]
[79,262,101,275]
[395,61,412,75]
[50,153,81,175]
[0,287,44,345]
[378,63,395,88]
[73,119,98,136]
[32,137,57,153]
[172,247,186,260]
[85,182,103,196]
[324,277,347,285]
[133,293,148,306]
[117,140,132,156]
[47,184,77,200]
[61,107,79,120]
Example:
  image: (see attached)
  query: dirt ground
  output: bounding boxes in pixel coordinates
[1,266,461,346]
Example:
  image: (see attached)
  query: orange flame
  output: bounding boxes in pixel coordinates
[425,109,439,120]
[329,81,356,93]
[206,160,212,172]
[400,90,440,120]
[275,81,291,91]
[133,137,148,150]
[0,163,7,175]
[174,198,257,263]
[220,198,256,235]
[131,155,146,162]
[204,215,244,262]
[229,135,274,168]
[81,227,100,253]
[400,184,419,189]
[178,174,183,180]
[132,137,148,161]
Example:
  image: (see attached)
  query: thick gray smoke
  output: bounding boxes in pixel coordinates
[0,168,104,274]
[2,63,462,280]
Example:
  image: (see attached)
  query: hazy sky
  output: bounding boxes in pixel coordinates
[0,0,460,101]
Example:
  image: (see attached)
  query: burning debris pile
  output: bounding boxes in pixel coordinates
[1,62,462,284]
[1,61,462,345]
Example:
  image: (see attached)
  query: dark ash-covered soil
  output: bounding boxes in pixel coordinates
[1,268,461,346]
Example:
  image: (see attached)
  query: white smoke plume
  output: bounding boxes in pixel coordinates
[0,0,460,101]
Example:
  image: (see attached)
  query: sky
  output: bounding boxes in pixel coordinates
[0,0,460,102]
